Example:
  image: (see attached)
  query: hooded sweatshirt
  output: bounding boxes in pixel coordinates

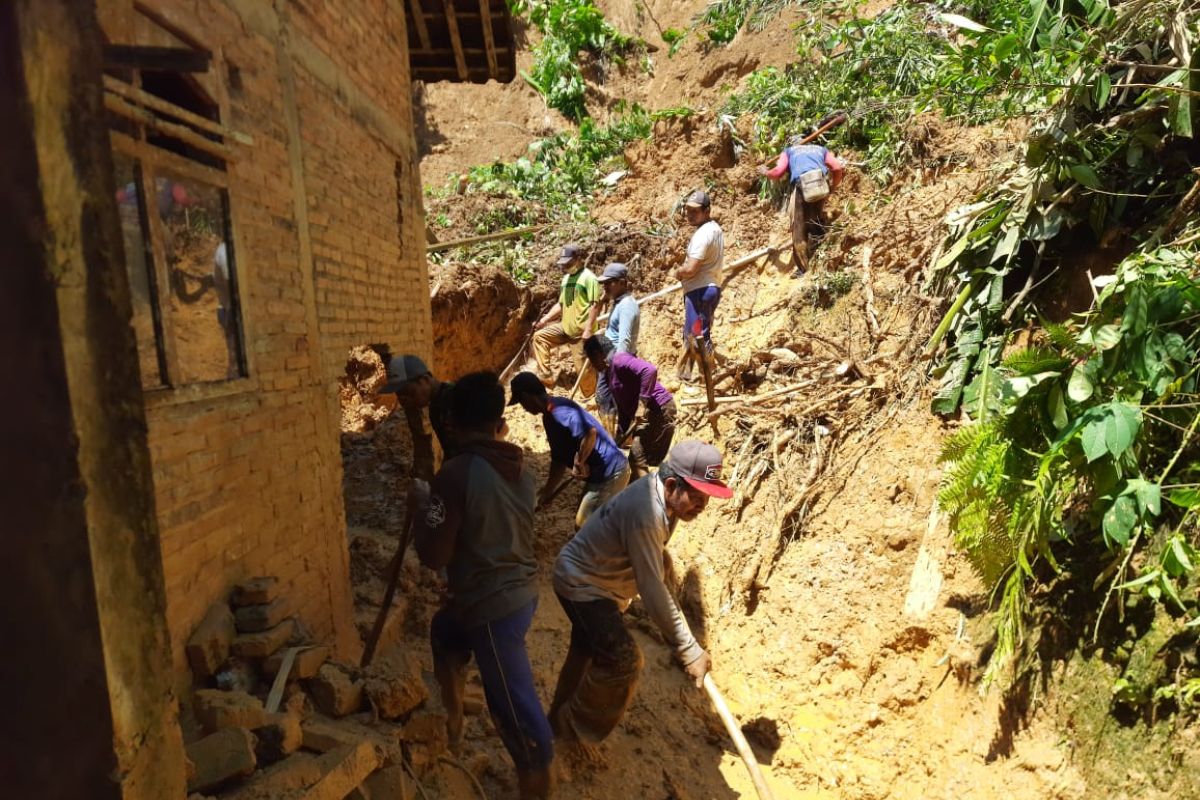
[414,437,538,627]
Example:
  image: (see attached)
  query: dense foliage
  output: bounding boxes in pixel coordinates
[696,0,802,45]
[930,0,1199,693]
[462,104,660,219]
[511,0,635,119]
[724,0,1101,180]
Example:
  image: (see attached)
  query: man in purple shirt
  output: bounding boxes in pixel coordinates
[509,371,631,529]
[583,335,677,479]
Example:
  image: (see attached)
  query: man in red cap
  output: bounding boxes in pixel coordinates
[548,439,732,757]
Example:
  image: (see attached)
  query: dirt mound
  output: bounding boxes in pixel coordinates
[338,346,395,435]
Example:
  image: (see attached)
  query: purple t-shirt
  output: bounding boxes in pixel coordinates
[607,352,674,432]
[543,397,627,483]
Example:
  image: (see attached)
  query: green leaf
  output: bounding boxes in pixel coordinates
[1104,403,1140,458]
[1093,324,1122,351]
[1049,383,1069,430]
[938,12,990,33]
[1102,494,1138,547]
[1068,366,1094,402]
[1093,72,1112,109]
[1169,92,1193,139]
[993,33,1019,60]
[1168,488,1200,509]
[1069,164,1101,189]
[1127,479,1161,516]
[1163,538,1196,577]
[1082,418,1109,462]
[1121,285,1149,335]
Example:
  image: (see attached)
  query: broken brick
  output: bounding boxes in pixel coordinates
[222,753,323,800]
[307,663,364,717]
[234,598,289,633]
[231,576,280,607]
[265,645,329,680]
[363,649,428,720]
[231,618,296,659]
[304,742,381,800]
[401,710,447,752]
[254,712,303,764]
[194,689,267,733]
[355,765,413,800]
[301,720,402,765]
[186,604,236,683]
[186,728,257,793]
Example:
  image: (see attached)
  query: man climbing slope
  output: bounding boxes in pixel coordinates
[529,243,602,388]
[408,371,555,799]
[583,335,676,480]
[383,354,456,480]
[759,141,844,270]
[509,371,630,529]
[549,440,731,757]
[674,191,724,384]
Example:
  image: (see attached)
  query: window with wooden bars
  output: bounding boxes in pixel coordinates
[104,12,250,389]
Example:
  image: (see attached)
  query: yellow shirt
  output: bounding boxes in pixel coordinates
[560,267,601,338]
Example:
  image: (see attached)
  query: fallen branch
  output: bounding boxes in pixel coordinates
[861,246,882,344]
[426,225,548,253]
[708,383,870,423]
[679,377,818,407]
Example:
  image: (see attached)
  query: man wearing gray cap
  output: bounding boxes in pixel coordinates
[528,243,601,388]
[382,354,456,480]
[598,262,639,356]
[674,191,724,384]
[548,439,731,756]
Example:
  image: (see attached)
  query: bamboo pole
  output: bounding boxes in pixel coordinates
[703,674,775,800]
[426,225,548,253]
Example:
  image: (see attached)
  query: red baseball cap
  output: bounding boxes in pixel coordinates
[666,440,733,499]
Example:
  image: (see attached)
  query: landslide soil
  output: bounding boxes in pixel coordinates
[336,2,1177,797]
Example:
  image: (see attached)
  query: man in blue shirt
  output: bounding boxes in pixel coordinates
[509,372,631,529]
[599,263,639,356]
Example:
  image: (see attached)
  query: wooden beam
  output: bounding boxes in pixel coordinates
[478,0,498,80]
[102,44,211,73]
[440,0,470,81]
[406,0,432,52]
[103,76,254,146]
[103,94,231,162]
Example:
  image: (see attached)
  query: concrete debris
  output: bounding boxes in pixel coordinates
[235,598,290,633]
[301,720,402,766]
[363,648,428,719]
[194,689,267,733]
[265,645,330,679]
[232,618,296,659]
[222,753,324,800]
[186,603,236,682]
[253,712,303,764]
[185,727,257,793]
[231,576,280,607]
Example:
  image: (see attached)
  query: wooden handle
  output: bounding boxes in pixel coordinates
[361,508,414,667]
[703,673,775,800]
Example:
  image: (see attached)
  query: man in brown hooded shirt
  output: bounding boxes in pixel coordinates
[409,371,554,798]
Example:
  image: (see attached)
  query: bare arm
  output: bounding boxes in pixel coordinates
[675,256,703,282]
[582,302,600,340]
[536,303,563,329]
[574,427,597,478]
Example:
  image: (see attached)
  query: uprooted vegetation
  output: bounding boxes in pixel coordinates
[393,0,1200,795]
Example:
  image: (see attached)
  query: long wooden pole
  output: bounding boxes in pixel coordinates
[703,674,775,800]
[361,508,415,667]
[426,225,548,253]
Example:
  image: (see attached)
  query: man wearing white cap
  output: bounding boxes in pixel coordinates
[548,439,732,755]
[382,354,456,480]
[674,191,724,383]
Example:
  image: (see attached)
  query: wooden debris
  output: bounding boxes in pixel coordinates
[861,246,882,344]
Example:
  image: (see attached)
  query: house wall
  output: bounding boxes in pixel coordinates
[97,0,434,677]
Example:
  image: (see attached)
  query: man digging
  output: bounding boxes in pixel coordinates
[528,243,602,389]
[509,371,630,529]
[595,261,640,435]
[549,440,732,762]
[582,335,676,480]
[409,371,555,798]
[383,354,456,480]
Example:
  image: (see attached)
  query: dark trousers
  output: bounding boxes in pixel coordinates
[629,398,676,474]
[551,593,643,744]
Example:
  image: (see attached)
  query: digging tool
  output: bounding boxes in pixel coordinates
[361,507,415,668]
[688,334,720,439]
[703,673,776,800]
[536,476,575,510]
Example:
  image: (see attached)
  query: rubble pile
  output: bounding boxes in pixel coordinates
[182,576,460,799]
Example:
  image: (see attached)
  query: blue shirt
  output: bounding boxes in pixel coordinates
[786,145,831,182]
[605,293,640,355]
[543,397,627,483]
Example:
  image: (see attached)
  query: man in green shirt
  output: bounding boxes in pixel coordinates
[529,244,601,387]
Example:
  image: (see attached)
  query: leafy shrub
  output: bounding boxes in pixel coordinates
[511,0,635,119]
[697,0,801,45]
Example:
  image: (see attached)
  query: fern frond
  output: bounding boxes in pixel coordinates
[1000,345,1070,375]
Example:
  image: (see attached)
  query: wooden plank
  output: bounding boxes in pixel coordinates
[103,44,211,73]
[427,224,548,253]
[407,0,432,52]
[478,0,498,79]
[104,94,232,162]
[441,0,470,81]
[103,76,254,146]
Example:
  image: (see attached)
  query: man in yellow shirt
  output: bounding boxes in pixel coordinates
[529,244,601,387]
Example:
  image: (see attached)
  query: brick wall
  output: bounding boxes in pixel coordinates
[97,0,434,678]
